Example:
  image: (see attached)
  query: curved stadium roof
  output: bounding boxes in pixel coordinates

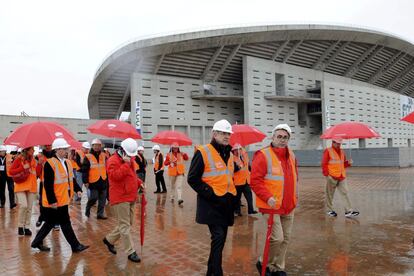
[88,24,414,119]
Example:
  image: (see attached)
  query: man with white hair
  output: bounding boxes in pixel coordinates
[250,123,298,276]
[321,138,359,218]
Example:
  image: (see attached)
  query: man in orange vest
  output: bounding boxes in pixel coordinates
[152,144,167,193]
[232,144,257,216]
[251,123,298,276]
[31,138,88,252]
[321,138,359,218]
[73,142,90,202]
[82,138,108,219]
[0,145,17,209]
[188,119,236,276]
[164,142,188,205]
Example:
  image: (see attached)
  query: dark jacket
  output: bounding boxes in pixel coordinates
[81,149,107,190]
[135,154,147,174]
[187,139,236,226]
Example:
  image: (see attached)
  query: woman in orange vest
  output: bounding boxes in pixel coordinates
[31,138,87,252]
[232,144,257,216]
[9,146,37,236]
[152,144,167,193]
[164,142,188,205]
[321,138,359,218]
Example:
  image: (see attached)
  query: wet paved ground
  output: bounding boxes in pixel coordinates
[1,166,414,275]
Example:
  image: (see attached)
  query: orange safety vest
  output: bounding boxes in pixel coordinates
[14,158,37,193]
[85,153,107,183]
[197,144,236,196]
[154,152,164,171]
[133,159,139,171]
[6,154,14,177]
[233,150,250,186]
[71,159,80,171]
[327,147,346,178]
[255,146,297,210]
[42,157,74,207]
[167,152,185,176]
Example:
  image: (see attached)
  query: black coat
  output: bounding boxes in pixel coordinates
[187,139,236,226]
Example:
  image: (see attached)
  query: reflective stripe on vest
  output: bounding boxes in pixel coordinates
[327,147,346,178]
[167,152,185,176]
[154,152,164,171]
[86,153,107,182]
[233,151,250,185]
[42,158,74,207]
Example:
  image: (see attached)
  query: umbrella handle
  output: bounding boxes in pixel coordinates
[262,213,274,276]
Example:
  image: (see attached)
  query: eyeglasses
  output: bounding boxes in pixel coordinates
[276,135,289,140]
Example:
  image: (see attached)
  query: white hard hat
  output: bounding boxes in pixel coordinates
[273,124,292,136]
[17,148,22,153]
[152,144,161,151]
[0,145,6,152]
[121,138,138,157]
[212,119,233,134]
[232,143,242,150]
[137,146,144,151]
[52,138,71,150]
[171,142,179,148]
[82,141,91,149]
[91,138,102,145]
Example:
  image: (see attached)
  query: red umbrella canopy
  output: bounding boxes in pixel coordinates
[4,121,80,148]
[230,124,266,147]
[320,122,380,140]
[151,130,192,146]
[401,111,414,124]
[87,119,142,139]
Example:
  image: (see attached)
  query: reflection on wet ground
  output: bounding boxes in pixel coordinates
[1,166,414,275]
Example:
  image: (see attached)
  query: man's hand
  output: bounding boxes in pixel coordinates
[50,203,58,209]
[23,163,30,169]
[123,156,131,163]
[348,159,353,165]
[267,197,276,209]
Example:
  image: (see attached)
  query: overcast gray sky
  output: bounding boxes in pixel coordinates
[1,0,413,119]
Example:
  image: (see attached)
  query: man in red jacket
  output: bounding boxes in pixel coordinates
[321,138,359,218]
[250,123,298,276]
[103,138,142,263]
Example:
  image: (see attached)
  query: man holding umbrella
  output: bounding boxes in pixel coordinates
[103,138,142,262]
[188,119,236,276]
[250,124,298,276]
[321,138,359,218]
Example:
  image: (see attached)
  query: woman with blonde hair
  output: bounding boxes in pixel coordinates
[9,146,37,236]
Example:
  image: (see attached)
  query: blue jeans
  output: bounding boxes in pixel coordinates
[74,171,89,200]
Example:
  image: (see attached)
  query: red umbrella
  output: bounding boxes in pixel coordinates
[4,121,80,148]
[87,119,142,139]
[151,130,192,146]
[230,124,266,146]
[261,214,274,276]
[401,111,414,124]
[140,193,147,247]
[320,122,380,140]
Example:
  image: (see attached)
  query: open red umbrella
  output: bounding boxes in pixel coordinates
[151,130,192,146]
[140,193,147,248]
[4,121,80,148]
[401,111,414,124]
[87,119,142,139]
[320,122,380,140]
[230,124,266,146]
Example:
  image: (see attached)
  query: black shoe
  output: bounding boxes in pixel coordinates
[85,211,90,218]
[273,271,287,276]
[256,260,271,276]
[36,220,42,227]
[0,204,4,208]
[178,199,184,205]
[103,238,117,254]
[161,190,167,193]
[128,251,141,263]
[234,212,242,217]
[72,244,89,253]
[10,203,17,209]
[24,228,32,236]
[97,215,108,220]
[327,211,338,217]
[154,191,161,194]
[31,244,51,252]
[248,210,258,215]
[18,227,24,236]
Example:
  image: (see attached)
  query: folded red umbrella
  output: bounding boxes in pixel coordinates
[320,122,380,140]
[230,124,266,147]
[151,130,192,146]
[140,193,147,247]
[401,111,414,124]
[261,214,274,276]
[4,121,80,148]
[87,119,142,139]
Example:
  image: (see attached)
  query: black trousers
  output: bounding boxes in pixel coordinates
[155,171,167,192]
[37,181,46,223]
[0,176,15,207]
[235,184,255,214]
[31,205,80,249]
[85,188,106,217]
[206,224,228,276]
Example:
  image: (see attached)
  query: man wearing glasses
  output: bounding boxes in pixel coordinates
[188,119,236,276]
[250,124,298,276]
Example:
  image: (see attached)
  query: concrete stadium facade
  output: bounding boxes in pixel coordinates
[88,25,414,166]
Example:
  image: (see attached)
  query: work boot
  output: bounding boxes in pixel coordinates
[103,238,117,254]
[256,260,271,276]
[24,228,32,236]
[128,251,141,263]
[72,244,89,253]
